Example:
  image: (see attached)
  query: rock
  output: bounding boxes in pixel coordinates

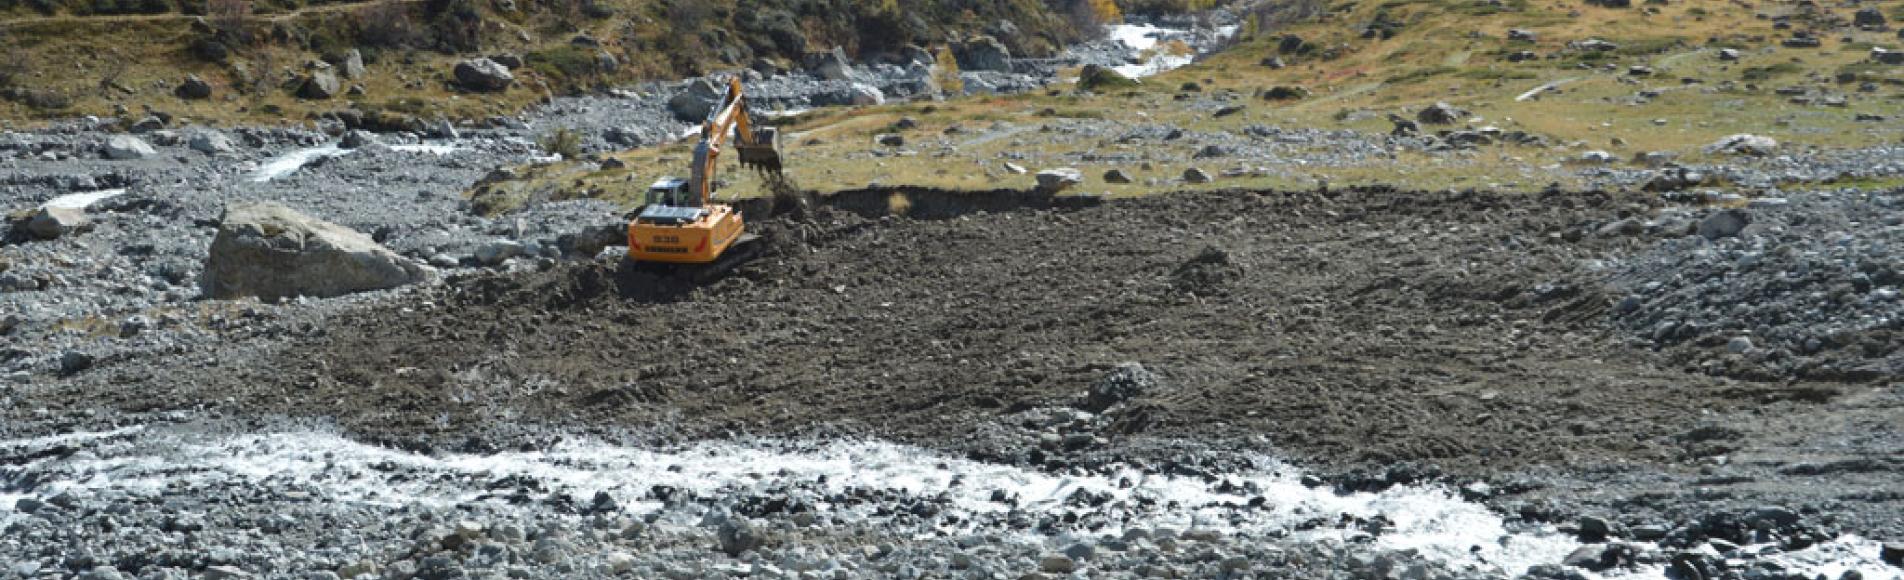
[1573,38,1619,52]
[1705,133,1776,155]
[297,71,340,99]
[875,133,904,147]
[1627,65,1654,76]
[1507,50,1539,62]
[453,58,515,92]
[602,552,635,574]
[1643,167,1706,192]
[1214,104,1245,116]
[201,202,434,300]
[1579,150,1617,164]
[103,135,156,160]
[1782,34,1821,48]
[489,53,524,69]
[1508,28,1537,41]
[176,74,214,99]
[1697,209,1750,240]
[1563,543,1634,571]
[1262,85,1310,100]
[59,350,95,376]
[718,517,762,556]
[335,49,367,80]
[1083,362,1161,412]
[1874,48,1904,65]
[808,46,854,81]
[1034,168,1083,192]
[1260,56,1286,68]
[1880,542,1902,567]
[22,206,91,240]
[955,36,1012,72]
[1194,145,1229,158]
[474,240,525,266]
[1417,102,1467,125]
[203,566,251,579]
[1278,34,1306,54]
[1718,48,1740,61]
[1577,517,1613,542]
[818,83,884,106]
[1002,162,1028,175]
[1388,114,1420,136]
[1727,336,1753,354]
[340,130,379,149]
[189,130,238,155]
[128,115,165,133]
[1854,7,1886,28]
[1039,555,1076,573]
[1103,169,1133,184]
[668,78,722,122]
[1183,167,1212,184]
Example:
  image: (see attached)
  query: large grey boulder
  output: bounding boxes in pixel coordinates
[176,74,213,99]
[103,135,156,160]
[1034,168,1083,192]
[453,58,515,92]
[201,202,433,300]
[336,49,368,80]
[188,130,237,155]
[667,78,722,122]
[956,36,1012,72]
[21,206,92,240]
[296,70,341,99]
[807,46,855,81]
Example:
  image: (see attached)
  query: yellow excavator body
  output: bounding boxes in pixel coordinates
[627,77,782,269]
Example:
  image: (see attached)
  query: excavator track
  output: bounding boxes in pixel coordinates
[623,234,765,285]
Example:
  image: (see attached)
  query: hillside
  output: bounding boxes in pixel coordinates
[554,0,1904,200]
[0,0,1102,122]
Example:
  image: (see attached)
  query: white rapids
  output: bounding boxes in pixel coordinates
[0,428,1895,579]
[39,188,127,210]
[1106,23,1239,79]
[250,143,464,182]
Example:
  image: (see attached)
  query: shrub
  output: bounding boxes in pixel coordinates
[539,127,583,159]
[1077,64,1137,91]
[931,45,963,94]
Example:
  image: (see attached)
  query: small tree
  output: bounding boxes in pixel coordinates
[931,45,963,95]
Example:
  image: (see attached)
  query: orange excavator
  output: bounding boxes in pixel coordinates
[626,77,784,280]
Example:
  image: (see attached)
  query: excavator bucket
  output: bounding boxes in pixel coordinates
[736,127,783,174]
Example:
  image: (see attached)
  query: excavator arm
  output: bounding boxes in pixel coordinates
[689,78,782,206]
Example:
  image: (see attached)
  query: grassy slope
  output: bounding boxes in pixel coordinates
[0,0,1084,124]
[557,0,1904,205]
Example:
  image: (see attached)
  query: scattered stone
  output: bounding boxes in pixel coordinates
[1034,168,1084,192]
[1508,28,1538,41]
[955,36,1012,72]
[334,49,367,80]
[1262,85,1310,100]
[475,240,526,266]
[176,74,213,99]
[1002,162,1028,175]
[1039,555,1077,573]
[453,58,515,92]
[103,135,156,160]
[1874,48,1904,66]
[1854,7,1886,28]
[21,206,92,240]
[59,350,95,375]
[1417,102,1467,125]
[1083,362,1161,412]
[717,517,762,556]
[875,133,904,147]
[1214,104,1245,117]
[1579,150,1617,164]
[1705,133,1776,155]
[297,71,341,100]
[1696,209,1750,240]
[189,130,238,155]
[1718,48,1740,61]
[201,202,435,300]
[1260,56,1286,68]
[1183,167,1213,184]
[1727,336,1754,354]
[1103,169,1133,184]
[340,130,380,149]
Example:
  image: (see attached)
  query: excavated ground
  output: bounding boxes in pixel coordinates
[21,187,1904,539]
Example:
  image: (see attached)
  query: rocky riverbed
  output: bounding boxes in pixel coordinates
[4,12,1904,580]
